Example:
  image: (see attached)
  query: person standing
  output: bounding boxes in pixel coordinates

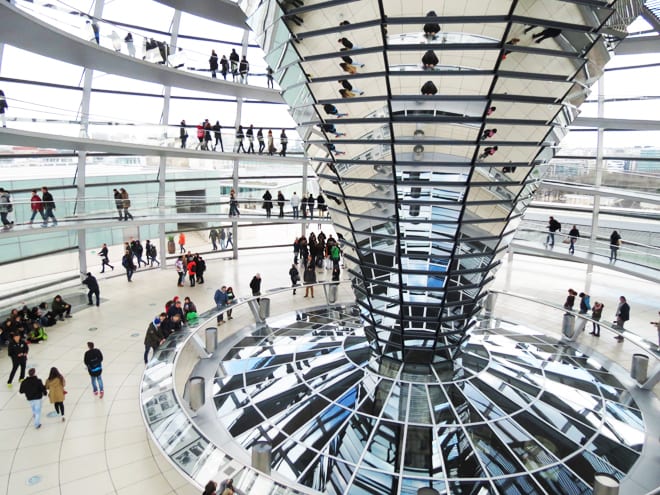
[307,193,315,219]
[175,255,185,287]
[257,128,265,154]
[19,368,47,429]
[29,189,45,225]
[609,230,622,263]
[267,129,275,155]
[220,55,229,80]
[82,272,100,306]
[235,125,246,153]
[246,125,255,153]
[187,256,197,287]
[250,273,262,301]
[229,49,239,81]
[239,56,250,84]
[7,332,28,388]
[578,292,590,314]
[213,121,224,152]
[568,225,580,255]
[289,263,300,295]
[290,192,300,218]
[0,89,8,127]
[121,249,136,282]
[214,285,229,325]
[41,186,57,227]
[0,188,13,229]
[84,342,104,397]
[195,254,206,284]
[99,243,114,272]
[317,193,326,219]
[209,49,219,78]
[180,119,188,149]
[144,317,165,364]
[226,231,233,249]
[279,129,288,156]
[229,189,240,217]
[262,190,273,218]
[225,286,236,320]
[45,367,66,422]
[277,191,285,218]
[124,32,136,57]
[301,194,308,219]
[303,257,316,297]
[266,66,274,88]
[614,296,630,342]
[219,228,226,250]
[589,301,603,336]
[120,188,133,220]
[545,216,560,248]
[563,288,577,312]
[209,228,219,251]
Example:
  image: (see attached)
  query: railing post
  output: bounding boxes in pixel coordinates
[205,327,217,353]
[562,313,576,340]
[631,354,649,384]
[593,473,619,495]
[251,441,272,475]
[188,376,205,411]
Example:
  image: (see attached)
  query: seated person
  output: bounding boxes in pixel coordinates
[36,302,57,327]
[27,322,48,343]
[52,295,72,320]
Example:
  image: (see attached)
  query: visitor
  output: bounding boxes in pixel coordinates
[120,188,133,220]
[545,216,561,248]
[82,272,100,306]
[589,301,604,336]
[609,230,621,263]
[568,225,580,255]
[614,296,630,342]
[19,368,46,429]
[84,342,104,397]
[209,49,218,78]
[45,367,66,422]
[41,186,57,227]
[0,89,8,127]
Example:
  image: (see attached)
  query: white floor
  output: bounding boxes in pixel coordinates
[0,238,657,495]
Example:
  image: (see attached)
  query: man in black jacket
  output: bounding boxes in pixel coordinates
[82,272,100,306]
[7,333,28,387]
[84,342,104,398]
[41,186,57,227]
[19,368,47,428]
[144,317,165,364]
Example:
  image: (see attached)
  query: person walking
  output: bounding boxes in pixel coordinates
[226,231,233,249]
[267,129,275,155]
[303,256,316,297]
[209,49,219,78]
[19,368,47,429]
[144,317,165,364]
[124,32,136,57]
[246,125,255,153]
[82,272,100,306]
[214,286,229,325]
[220,55,229,80]
[84,342,104,397]
[289,263,300,295]
[257,128,265,154]
[41,186,57,227]
[147,240,160,266]
[266,66,274,88]
[0,89,8,127]
[235,126,246,153]
[209,228,219,251]
[113,188,124,220]
[219,228,226,250]
[277,191,285,218]
[262,190,273,218]
[568,225,580,255]
[545,216,561,248]
[229,49,239,81]
[589,301,603,336]
[178,232,186,253]
[239,55,249,84]
[250,273,262,301]
[99,243,114,272]
[609,230,622,263]
[45,367,66,422]
[614,296,630,342]
[120,188,133,220]
[229,189,240,217]
[180,119,188,149]
[29,189,45,225]
[121,249,136,282]
[213,121,224,152]
[7,332,28,388]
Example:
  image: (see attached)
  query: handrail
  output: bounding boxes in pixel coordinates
[487,289,660,390]
[140,280,353,494]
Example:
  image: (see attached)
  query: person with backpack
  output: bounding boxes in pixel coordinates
[84,342,104,398]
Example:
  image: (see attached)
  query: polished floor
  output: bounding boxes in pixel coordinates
[0,231,657,495]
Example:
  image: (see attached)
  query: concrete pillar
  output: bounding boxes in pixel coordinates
[593,473,619,495]
[205,327,217,353]
[251,441,272,474]
[631,354,649,384]
[188,376,205,411]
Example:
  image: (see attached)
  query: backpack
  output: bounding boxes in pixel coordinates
[584,295,591,311]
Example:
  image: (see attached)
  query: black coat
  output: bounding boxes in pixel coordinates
[262,191,273,210]
[83,274,99,292]
[8,339,28,359]
[19,376,46,400]
[84,348,104,376]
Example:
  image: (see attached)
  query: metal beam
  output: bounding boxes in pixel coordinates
[572,116,660,130]
[614,35,660,55]
[153,0,249,29]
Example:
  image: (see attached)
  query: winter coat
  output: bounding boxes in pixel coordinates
[144,322,163,348]
[262,191,273,210]
[31,193,43,212]
[0,191,10,213]
[121,190,131,208]
[46,376,66,403]
[84,348,104,376]
[19,376,46,401]
[303,264,316,284]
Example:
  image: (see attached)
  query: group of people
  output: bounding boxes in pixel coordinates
[545,217,624,262]
[208,228,233,251]
[202,478,235,495]
[563,289,630,341]
[175,252,207,287]
[208,49,262,84]
[288,191,328,220]
[113,188,134,221]
[119,239,160,282]
[15,341,104,429]
[0,186,57,229]
[144,296,198,363]
[181,120,290,156]
[290,231,342,297]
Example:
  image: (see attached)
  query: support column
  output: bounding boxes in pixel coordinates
[301,160,308,236]
[586,74,606,293]
[76,0,105,277]
[158,10,181,268]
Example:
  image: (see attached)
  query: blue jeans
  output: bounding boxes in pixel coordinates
[29,399,42,427]
[546,232,555,247]
[43,207,57,224]
[292,206,299,218]
[90,374,104,393]
[30,209,45,223]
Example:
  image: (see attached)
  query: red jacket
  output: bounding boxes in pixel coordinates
[31,194,43,212]
[187,261,196,276]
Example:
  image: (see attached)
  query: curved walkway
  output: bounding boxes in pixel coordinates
[0,3,283,103]
[0,128,306,164]
[0,247,657,495]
